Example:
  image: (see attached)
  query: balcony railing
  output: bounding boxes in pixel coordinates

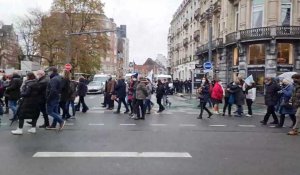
[175,43,180,51]
[225,32,237,45]
[194,8,200,20]
[196,38,223,55]
[212,38,223,48]
[276,26,300,37]
[240,27,271,41]
[183,19,189,29]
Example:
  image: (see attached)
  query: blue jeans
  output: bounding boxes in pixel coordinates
[144,99,151,112]
[237,105,243,116]
[47,99,64,127]
[66,100,76,116]
[8,100,17,118]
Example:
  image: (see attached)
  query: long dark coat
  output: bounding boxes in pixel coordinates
[18,80,41,120]
[265,81,281,106]
[230,85,245,105]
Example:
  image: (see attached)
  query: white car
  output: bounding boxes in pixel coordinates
[87,81,104,94]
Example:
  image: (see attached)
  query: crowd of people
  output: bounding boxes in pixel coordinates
[173,79,192,93]
[0,67,89,135]
[196,73,300,135]
[101,74,171,120]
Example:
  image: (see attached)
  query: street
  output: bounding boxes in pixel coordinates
[0,94,298,175]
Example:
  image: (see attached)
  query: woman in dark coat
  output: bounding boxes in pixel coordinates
[276,79,296,128]
[75,77,89,113]
[229,80,245,117]
[11,72,41,135]
[197,77,213,119]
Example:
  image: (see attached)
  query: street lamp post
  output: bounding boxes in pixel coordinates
[208,0,213,63]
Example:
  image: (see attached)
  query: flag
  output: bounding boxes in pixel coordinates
[146,70,153,83]
[245,75,254,85]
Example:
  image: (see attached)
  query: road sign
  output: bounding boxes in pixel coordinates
[203,62,213,70]
[65,64,72,71]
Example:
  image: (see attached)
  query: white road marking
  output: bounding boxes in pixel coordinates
[209,125,226,127]
[238,125,256,128]
[269,125,276,128]
[120,124,136,126]
[65,123,74,126]
[88,123,104,126]
[0,123,7,126]
[88,111,105,114]
[150,124,167,126]
[33,152,192,158]
[186,112,199,115]
[179,124,196,127]
[88,96,97,99]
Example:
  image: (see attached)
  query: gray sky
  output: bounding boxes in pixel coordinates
[0,0,181,64]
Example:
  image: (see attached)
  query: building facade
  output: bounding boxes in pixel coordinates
[0,24,21,69]
[169,0,300,93]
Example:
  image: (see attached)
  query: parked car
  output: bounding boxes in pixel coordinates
[87,81,104,94]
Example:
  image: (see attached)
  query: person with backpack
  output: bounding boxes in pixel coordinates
[114,77,129,114]
[229,80,245,117]
[75,77,89,113]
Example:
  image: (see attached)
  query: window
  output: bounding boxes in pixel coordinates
[277,43,293,64]
[233,47,239,66]
[281,0,292,26]
[248,44,265,65]
[251,0,264,28]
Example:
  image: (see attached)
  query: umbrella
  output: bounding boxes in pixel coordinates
[278,72,297,84]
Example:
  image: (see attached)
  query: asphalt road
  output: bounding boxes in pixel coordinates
[0,94,299,175]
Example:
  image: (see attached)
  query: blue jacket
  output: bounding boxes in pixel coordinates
[279,84,296,115]
[115,79,127,98]
[46,73,62,101]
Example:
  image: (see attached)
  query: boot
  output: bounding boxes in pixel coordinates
[287,129,298,136]
[11,128,23,135]
[4,107,9,114]
[28,127,36,134]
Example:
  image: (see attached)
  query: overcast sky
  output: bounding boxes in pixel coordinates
[0,0,182,64]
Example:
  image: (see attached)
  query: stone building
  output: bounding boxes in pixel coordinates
[169,0,300,93]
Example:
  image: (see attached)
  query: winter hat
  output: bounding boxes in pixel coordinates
[132,73,138,78]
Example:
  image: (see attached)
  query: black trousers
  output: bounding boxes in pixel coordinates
[117,97,129,112]
[279,114,296,127]
[128,99,133,114]
[76,96,88,111]
[223,97,232,115]
[59,101,69,118]
[106,94,114,108]
[246,99,253,115]
[200,102,212,117]
[19,118,37,129]
[135,99,145,119]
[40,102,49,126]
[263,105,278,123]
[157,97,165,111]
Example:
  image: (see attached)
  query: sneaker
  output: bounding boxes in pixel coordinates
[197,115,202,119]
[246,114,252,117]
[59,121,66,131]
[124,111,129,114]
[28,128,36,134]
[11,128,23,135]
[133,117,139,120]
[146,111,151,114]
[214,111,220,115]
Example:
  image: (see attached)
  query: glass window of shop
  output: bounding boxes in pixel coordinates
[233,47,239,66]
[248,44,266,65]
[277,43,293,64]
[251,0,264,28]
[281,0,292,26]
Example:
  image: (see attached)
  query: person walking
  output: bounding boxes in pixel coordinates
[156,79,165,113]
[276,79,296,128]
[229,80,245,117]
[287,74,300,135]
[11,72,41,135]
[36,70,50,128]
[106,76,116,110]
[67,80,78,118]
[2,76,9,114]
[197,77,213,119]
[75,77,89,113]
[222,82,233,116]
[5,73,22,121]
[114,77,129,114]
[211,78,224,114]
[46,67,65,130]
[133,78,148,120]
[260,77,281,125]
[59,70,72,119]
[244,82,256,117]
[144,78,153,114]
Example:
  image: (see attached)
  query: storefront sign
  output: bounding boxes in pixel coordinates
[277,65,294,72]
[248,67,265,72]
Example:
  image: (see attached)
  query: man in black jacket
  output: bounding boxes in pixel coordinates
[114,78,129,114]
[156,80,165,113]
[36,70,50,128]
[6,73,22,121]
[261,77,281,125]
[46,67,65,130]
